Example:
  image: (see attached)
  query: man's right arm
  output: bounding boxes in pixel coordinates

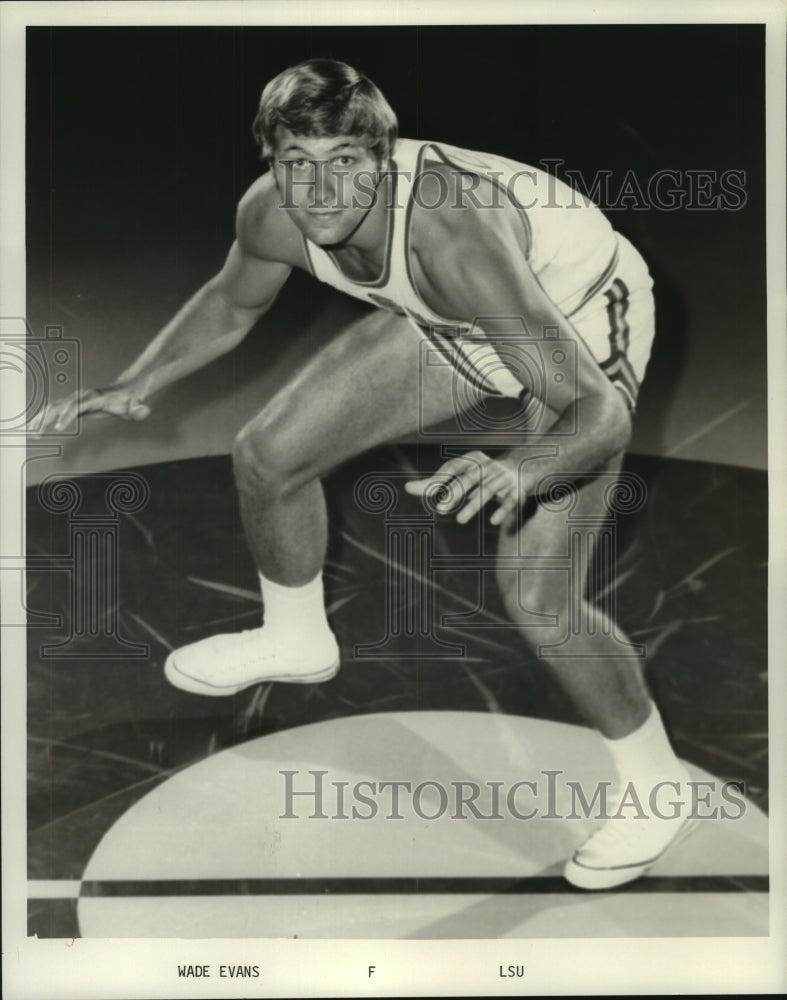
[36,187,292,433]
[114,240,291,399]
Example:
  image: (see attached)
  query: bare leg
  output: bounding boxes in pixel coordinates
[184,307,647,730]
[496,454,651,738]
[232,308,479,584]
[232,307,650,733]
[226,307,690,888]
[168,309,484,694]
[491,456,695,888]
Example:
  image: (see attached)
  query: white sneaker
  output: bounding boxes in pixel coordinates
[164,626,340,696]
[563,771,698,890]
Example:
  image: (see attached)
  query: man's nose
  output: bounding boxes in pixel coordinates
[312,162,337,207]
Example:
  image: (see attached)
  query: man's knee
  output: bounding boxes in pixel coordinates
[232,401,309,494]
[496,569,571,647]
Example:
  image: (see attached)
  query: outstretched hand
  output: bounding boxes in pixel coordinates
[404,450,523,526]
[34,385,151,435]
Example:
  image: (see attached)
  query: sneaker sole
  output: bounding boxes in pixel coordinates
[164,656,341,696]
[563,815,700,891]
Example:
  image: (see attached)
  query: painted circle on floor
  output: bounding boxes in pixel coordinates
[77,711,768,938]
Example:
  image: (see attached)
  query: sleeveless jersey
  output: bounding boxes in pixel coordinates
[300,138,652,405]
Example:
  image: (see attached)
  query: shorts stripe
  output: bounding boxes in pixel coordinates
[601,279,640,403]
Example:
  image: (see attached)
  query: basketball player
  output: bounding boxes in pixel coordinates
[38,59,695,889]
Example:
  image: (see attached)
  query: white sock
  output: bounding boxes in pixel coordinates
[258,570,333,645]
[603,701,684,783]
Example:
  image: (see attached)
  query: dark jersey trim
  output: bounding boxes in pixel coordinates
[566,243,620,318]
[320,159,399,289]
[422,142,533,255]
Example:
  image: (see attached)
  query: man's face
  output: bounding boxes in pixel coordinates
[272,127,381,245]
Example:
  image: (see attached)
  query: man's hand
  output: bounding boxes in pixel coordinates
[405,450,524,526]
[34,384,151,435]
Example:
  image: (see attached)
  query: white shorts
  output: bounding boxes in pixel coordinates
[444,233,656,412]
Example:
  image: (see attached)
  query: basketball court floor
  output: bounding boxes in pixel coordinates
[25,446,768,939]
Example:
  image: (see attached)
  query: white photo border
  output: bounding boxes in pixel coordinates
[2,1,785,997]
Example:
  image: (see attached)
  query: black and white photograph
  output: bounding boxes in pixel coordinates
[1,1,785,996]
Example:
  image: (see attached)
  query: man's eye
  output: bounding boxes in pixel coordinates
[334,156,353,167]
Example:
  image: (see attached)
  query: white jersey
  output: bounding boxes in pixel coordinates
[301,138,654,407]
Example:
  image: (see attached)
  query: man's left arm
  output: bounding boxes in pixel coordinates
[405,209,632,525]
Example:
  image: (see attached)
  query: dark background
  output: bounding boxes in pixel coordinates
[25,24,766,478]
